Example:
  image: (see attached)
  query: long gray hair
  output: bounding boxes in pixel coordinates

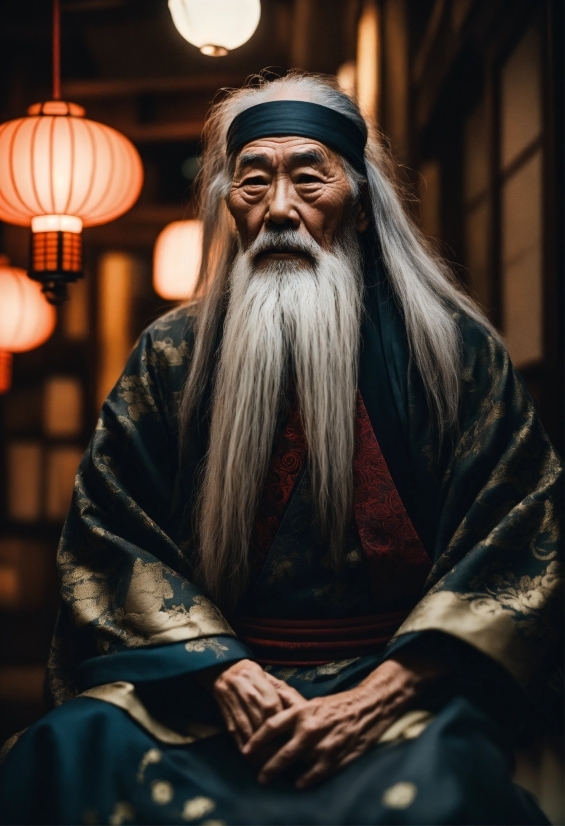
[179,72,496,610]
[180,71,495,442]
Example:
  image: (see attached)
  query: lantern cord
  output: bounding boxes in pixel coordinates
[52,0,61,100]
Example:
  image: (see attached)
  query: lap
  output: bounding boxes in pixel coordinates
[0,694,548,825]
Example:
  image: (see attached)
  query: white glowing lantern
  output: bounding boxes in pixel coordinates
[153,220,203,301]
[168,0,261,56]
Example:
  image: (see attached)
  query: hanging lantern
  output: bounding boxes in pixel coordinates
[0,1,143,304]
[0,101,143,305]
[153,220,203,301]
[168,0,261,56]
[0,258,57,393]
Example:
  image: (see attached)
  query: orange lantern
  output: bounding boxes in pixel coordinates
[0,101,143,305]
[0,1,143,304]
[153,220,203,300]
[0,258,57,393]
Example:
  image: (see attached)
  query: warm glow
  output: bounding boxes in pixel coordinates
[153,220,203,300]
[0,351,12,394]
[357,0,380,123]
[0,101,143,227]
[31,214,82,233]
[97,252,136,409]
[168,0,260,53]
[337,60,357,98]
[0,263,56,353]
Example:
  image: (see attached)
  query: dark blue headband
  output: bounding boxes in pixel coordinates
[226,100,367,175]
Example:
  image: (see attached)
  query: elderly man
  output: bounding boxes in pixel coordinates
[0,73,561,825]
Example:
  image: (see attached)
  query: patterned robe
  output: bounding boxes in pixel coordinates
[0,263,561,825]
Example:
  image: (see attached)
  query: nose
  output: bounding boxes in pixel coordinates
[264,176,300,230]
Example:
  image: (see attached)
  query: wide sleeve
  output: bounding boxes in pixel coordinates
[385,316,563,696]
[46,308,252,706]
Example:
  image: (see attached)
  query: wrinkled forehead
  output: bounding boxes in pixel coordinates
[234,135,340,173]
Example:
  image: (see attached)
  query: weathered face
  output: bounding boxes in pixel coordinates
[228,136,368,266]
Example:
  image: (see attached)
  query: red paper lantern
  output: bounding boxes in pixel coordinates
[0,101,143,304]
[0,259,57,393]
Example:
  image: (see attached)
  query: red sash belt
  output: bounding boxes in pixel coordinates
[233,609,411,666]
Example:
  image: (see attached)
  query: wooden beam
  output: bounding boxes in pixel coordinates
[61,73,246,100]
[119,120,204,143]
[412,0,447,84]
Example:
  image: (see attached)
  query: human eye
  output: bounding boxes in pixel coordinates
[295,172,323,185]
[242,175,268,187]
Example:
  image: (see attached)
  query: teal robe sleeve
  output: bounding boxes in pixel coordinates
[46,307,252,706]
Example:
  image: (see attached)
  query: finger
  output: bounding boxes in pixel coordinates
[230,682,277,729]
[264,674,306,708]
[228,677,287,733]
[243,678,286,721]
[242,707,298,755]
[296,749,358,789]
[216,670,287,746]
[295,758,333,789]
[217,702,246,750]
[256,735,311,784]
[216,689,255,744]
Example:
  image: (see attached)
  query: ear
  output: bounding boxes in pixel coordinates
[355,182,371,233]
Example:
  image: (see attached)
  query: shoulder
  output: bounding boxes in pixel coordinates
[105,304,198,426]
[453,310,536,436]
[454,310,517,403]
[139,303,197,352]
[455,311,508,372]
[131,303,199,382]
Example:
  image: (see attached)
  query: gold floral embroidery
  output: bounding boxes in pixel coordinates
[117,375,159,422]
[59,543,234,650]
[378,710,434,743]
[393,562,562,686]
[467,560,563,636]
[315,659,359,675]
[184,639,229,657]
[182,797,216,821]
[117,561,234,646]
[151,780,174,805]
[108,801,135,825]
[58,548,114,630]
[136,748,162,783]
[382,782,418,809]
[150,337,191,367]
[264,665,298,681]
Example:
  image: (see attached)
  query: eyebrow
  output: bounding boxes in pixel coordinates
[287,149,326,167]
[236,148,327,172]
[236,152,273,171]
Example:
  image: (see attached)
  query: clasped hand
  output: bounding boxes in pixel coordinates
[206,656,440,789]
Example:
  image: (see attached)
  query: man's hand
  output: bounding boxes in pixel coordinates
[242,655,448,788]
[205,659,306,751]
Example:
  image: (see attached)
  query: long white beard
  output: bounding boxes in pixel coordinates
[196,229,364,611]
